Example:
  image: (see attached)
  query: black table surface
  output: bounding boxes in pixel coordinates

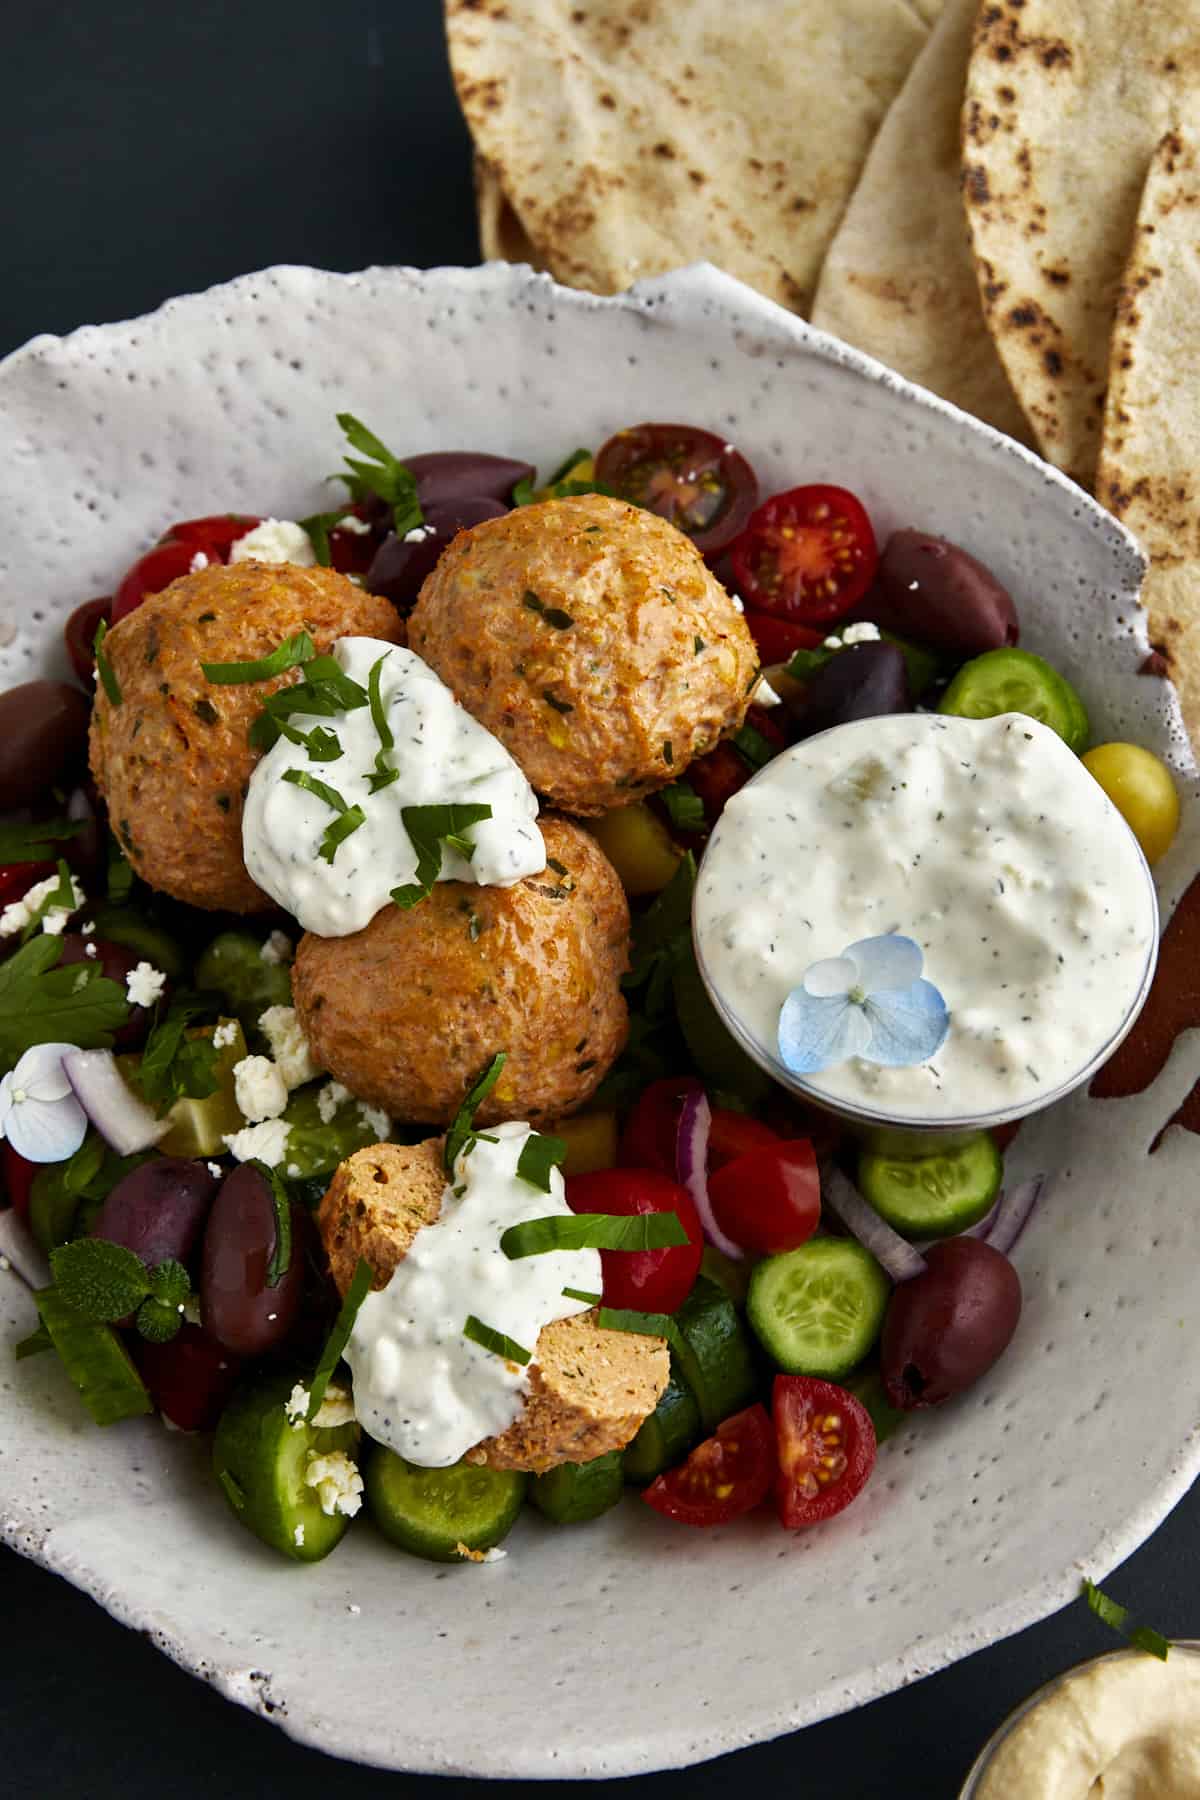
[4,4,1196,1795]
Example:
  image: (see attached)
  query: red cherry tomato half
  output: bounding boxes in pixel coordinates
[773,1374,876,1529]
[162,514,260,555]
[328,507,382,576]
[63,596,112,686]
[643,1402,775,1527]
[566,1166,703,1314]
[742,609,825,667]
[708,1140,820,1255]
[594,423,759,556]
[731,484,878,624]
[2,1142,37,1219]
[112,541,206,623]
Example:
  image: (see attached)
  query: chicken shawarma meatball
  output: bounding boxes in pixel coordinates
[292,817,629,1125]
[89,561,404,912]
[408,493,759,814]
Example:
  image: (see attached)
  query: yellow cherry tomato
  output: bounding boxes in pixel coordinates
[585,801,682,895]
[1081,742,1180,864]
[545,1110,618,1176]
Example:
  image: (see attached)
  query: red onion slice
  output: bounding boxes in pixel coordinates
[821,1165,927,1283]
[675,1087,745,1260]
[61,1049,170,1156]
[979,1174,1046,1258]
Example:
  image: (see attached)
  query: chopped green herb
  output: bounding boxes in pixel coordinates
[502,1211,688,1259]
[282,769,366,864]
[252,1161,293,1289]
[1083,1579,1170,1660]
[366,651,398,791]
[543,691,574,714]
[135,994,221,1115]
[0,818,82,864]
[444,1052,507,1174]
[732,723,776,771]
[522,589,574,630]
[298,508,356,567]
[21,859,77,943]
[307,1256,373,1421]
[468,911,483,942]
[463,1314,531,1366]
[597,1306,683,1354]
[561,1287,603,1306]
[660,587,677,604]
[547,447,593,485]
[50,1237,153,1322]
[248,655,369,753]
[201,631,315,685]
[660,780,705,832]
[135,1296,184,1343]
[93,618,121,705]
[546,857,568,877]
[693,636,706,654]
[662,740,674,766]
[0,935,129,1068]
[107,835,134,902]
[218,1468,247,1511]
[333,412,423,539]
[34,1287,152,1427]
[192,698,219,725]
[511,476,536,507]
[784,645,836,682]
[391,803,493,910]
[514,1133,568,1193]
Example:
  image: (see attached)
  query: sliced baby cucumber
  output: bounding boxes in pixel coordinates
[939,647,1089,752]
[365,1447,526,1562]
[622,1365,702,1485]
[856,1134,1002,1238]
[213,1369,361,1563]
[700,1244,753,1307]
[530,1450,624,1524]
[747,1237,889,1379]
[671,1275,759,1429]
[35,1287,153,1427]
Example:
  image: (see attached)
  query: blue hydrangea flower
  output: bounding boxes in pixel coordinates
[778,934,949,1076]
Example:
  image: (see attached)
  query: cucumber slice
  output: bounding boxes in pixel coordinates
[213,1370,361,1563]
[622,1365,702,1485]
[700,1244,753,1307]
[939,647,1089,752]
[531,1451,624,1524]
[35,1288,153,1427]
[365,1447,526,1562]
[748,1238,889,1379]
[856,1134,1002,1238]
[671,1275,759,1429]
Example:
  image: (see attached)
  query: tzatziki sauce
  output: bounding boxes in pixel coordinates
[345,1122,601,1468]
[694,712,1157,1122]
[242,637,545,936]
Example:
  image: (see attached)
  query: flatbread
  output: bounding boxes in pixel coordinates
[961,0,1199,490]
[1097,126,1200,745]
[447,0,943,315]
[812,0,1031,442]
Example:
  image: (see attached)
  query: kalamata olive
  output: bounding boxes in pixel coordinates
[135,1323,241,1432]
[63,596,111,686]
[866,531,1019,656]
[365,495,507,611]
[57,933,167,1049]
[881,1237,1022,1410]
[201,1164,304,1356]
[403,451,534,510]
[0,681,92,810]
[63,782,106,884]
[788,641,912,740]
[92,1157,218,1270]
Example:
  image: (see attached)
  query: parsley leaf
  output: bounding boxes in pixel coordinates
[50,1237,152,1321]
[1083,1578,1170,1660]
[462,1314,531,1365]
[391,804,493,910]
[248,655,369,753]
[0,818,82,864]
[93,618,121,705]
[444,1052,507,1174]
[514,1133,568,1194]
[334,413,423,539]
[281,770,366,864]
[0,937,129,1072]
[366,651,398,792]
[297,509,358,568]
[201,631,315,685]
[134,994,221,1116]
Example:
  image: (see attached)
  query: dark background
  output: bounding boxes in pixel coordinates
[4,3,1196,1794]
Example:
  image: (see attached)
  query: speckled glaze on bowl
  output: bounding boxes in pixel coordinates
[2,262,1199,1780]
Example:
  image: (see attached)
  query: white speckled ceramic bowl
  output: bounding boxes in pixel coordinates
[2,263,1199,1778]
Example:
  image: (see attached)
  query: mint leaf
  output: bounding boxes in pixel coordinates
[50,1238,152,1321]
[514,1133,568,1194]
[0,937,130,1071]
[444,1052,507,1174]
[391,804,492,910]
[149,1259,191,1307]
[135,1295,183,1343]
[201,631,315,685]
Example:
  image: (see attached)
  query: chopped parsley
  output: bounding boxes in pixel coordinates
[333,412,423,539]
[0,935,129,1068]
[201,630,315,685]
[93,618,121,705]
[522,590,575,630]
[501,1211,687,1259]
[463,1315,531,1366]
[390,804,492,910]
[444,1052,506,1174]
[366,651,398,792]
[281,769,366,864]
[513,1132,568,1194]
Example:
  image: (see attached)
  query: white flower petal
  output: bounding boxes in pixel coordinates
[844,934,924,995]
[15,1042,77,1104]
[4,1090,88,1162]
[0,1072,14,1135]
[802,955,858,999]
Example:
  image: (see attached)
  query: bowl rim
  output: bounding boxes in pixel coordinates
[1,258,1198,1780]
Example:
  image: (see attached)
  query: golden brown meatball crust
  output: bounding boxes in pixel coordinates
[293,817,629,1125]
[408,492,758,814]
[89,561,403,912]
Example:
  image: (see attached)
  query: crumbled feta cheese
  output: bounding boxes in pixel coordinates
[336,513,371,535]
[286,1163,301,1177]
[357,1100,391,1141]
[285,1382,311,1427]
[304,1450,363,1518]
[259,929,292,967]
[402,524,436,544]
[294,1523,305,1548]
[206,1161,223,1179]
[843,621,881,645]
[223,1118,291,1167]
[454,1541,508,1564]
[229,518,317,567]
[211,1020,238,1050]
[85,942,98,959]
[752,676,783,708]
[233,1055,289,1123]
[729,592,745,613]
[81,920,95,936]
[0,872,86,938]
[125,961,167,1009]
[189,551,210,573]
[258,1004,321,1089]
[316,1080,351,1125]
[311,1380,356,1429]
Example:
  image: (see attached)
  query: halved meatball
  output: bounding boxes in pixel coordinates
[292,817,629,1125]
[89,561,404,912]
[408,492,758,814]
